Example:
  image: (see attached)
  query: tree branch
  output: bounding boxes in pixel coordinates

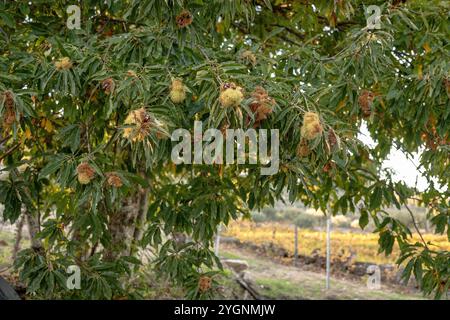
[0,134,11,145]
[403,198,429,250]
[0,143,20,162]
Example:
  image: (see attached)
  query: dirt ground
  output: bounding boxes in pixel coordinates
[220,243,426,300]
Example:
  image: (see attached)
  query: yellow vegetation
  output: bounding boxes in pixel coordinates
[224,221,450,265]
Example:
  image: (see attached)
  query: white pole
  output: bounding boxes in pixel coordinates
[294,225,298,266]
[326,215,331,290]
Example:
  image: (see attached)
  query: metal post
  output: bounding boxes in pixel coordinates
[326,215,331,290]
[294,225,298,266]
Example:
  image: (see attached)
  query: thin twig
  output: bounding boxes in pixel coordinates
[0,143,20,161]
[197,46,223,85]
[0,134,11,145]
[403,201,429,250]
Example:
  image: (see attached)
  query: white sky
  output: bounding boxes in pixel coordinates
[357,122,432,192]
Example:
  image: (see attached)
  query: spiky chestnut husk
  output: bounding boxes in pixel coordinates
[248,86,274,127]
[240,50,257,66]
[171,79,184,91]
[106,172,123,188]
[358,90,375,118]
[296,139,311,157]
[300,112,323,140]
[122,107,152,142]
[102,78,115,95]
[198,276,212,293]
[39,40,52,56]
[170,90,186,103]
[322,161,336,176]
[126,70,137,78]
[55,57,72,70]
[327,128,340,152]
[176,10,193,28]
[2,91,16,126]
[219,83,244,108]
[169,79,186,103]
[77,163,95,184]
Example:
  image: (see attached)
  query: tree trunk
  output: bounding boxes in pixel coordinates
[130,188,149,256]
[25,210,43,254]
[104,191,143,261]
[70,211,90,262]
[11,215,25,261]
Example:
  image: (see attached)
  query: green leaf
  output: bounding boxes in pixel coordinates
[0,12,15,28]
[39,155,69,179]
[359,208,369,229]
[413,258,423,287]
[369,186,383,210]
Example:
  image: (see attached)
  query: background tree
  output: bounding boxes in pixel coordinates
[0,0,448,299]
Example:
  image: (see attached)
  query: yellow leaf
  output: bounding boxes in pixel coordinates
[329,12,337,28]
[336,97,347,112]
[215,22,224,33]
[41,118,54,133]
[24,127,32,139]
[423,42,431,53]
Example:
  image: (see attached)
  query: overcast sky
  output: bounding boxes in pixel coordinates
[357,122,432,192]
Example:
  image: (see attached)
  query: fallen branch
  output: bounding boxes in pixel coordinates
[235,276,262,300]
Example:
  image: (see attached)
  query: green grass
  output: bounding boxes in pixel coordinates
[221,246,426,300]
[0,230,15,267]
[220,251,241,260]
[256,278,306,299]
[255,276,425,300]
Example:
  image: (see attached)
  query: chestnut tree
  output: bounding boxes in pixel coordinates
[0,0,449,299]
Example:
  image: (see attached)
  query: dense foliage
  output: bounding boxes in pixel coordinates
[0,0,448,299]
